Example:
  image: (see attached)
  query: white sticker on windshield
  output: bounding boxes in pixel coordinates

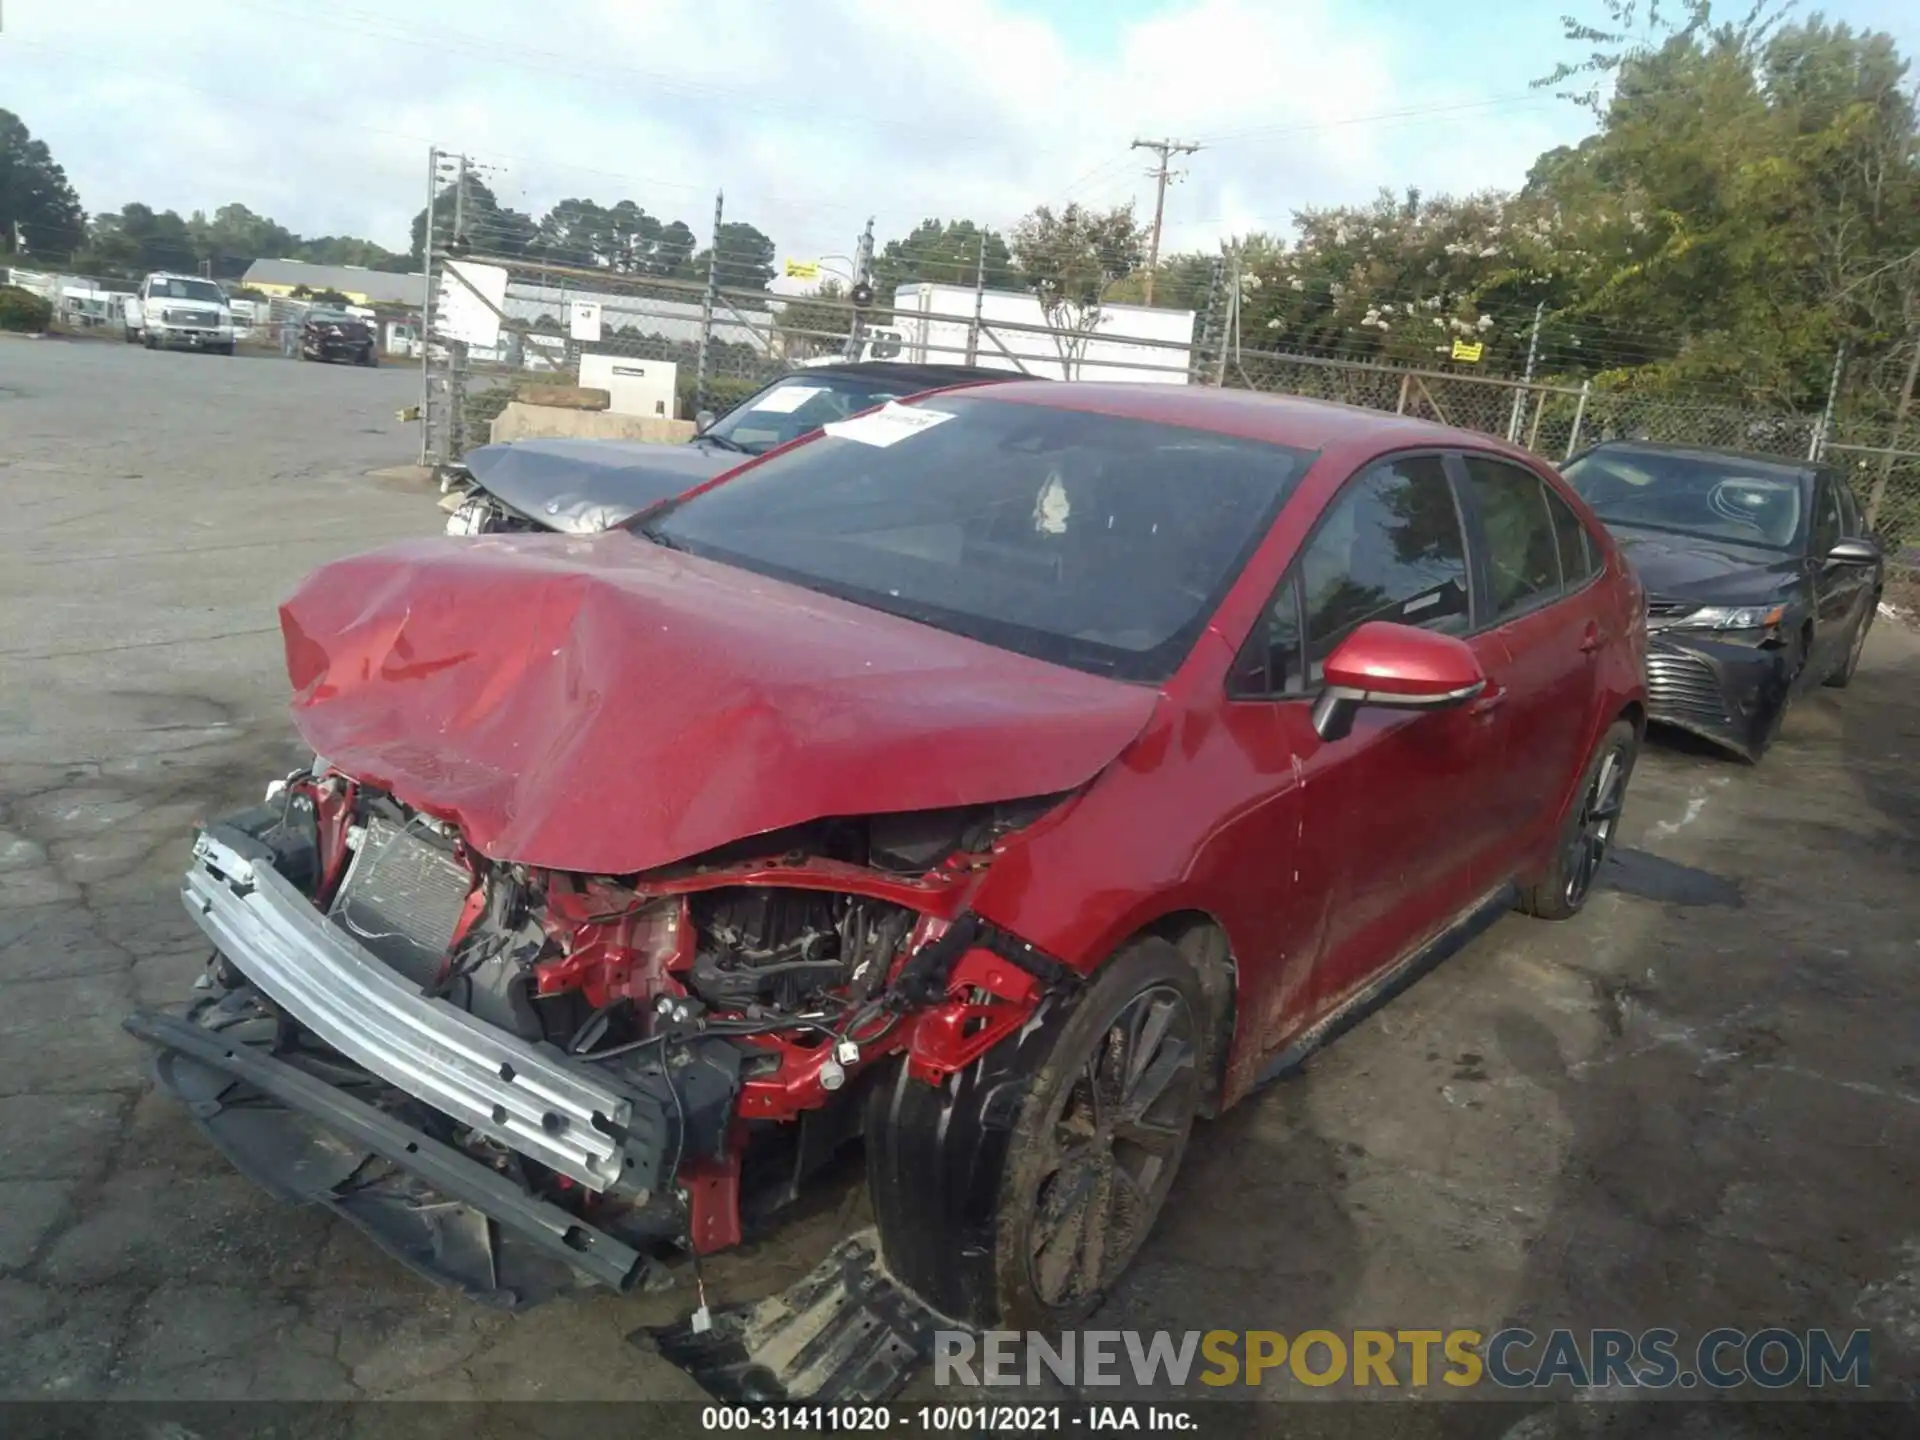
[822,401,955,448]
[749,384,829,415]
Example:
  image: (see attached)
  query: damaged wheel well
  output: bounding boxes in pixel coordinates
[1138,910,1235,1117]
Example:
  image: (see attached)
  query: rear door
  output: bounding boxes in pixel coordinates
[1454,452,1603,870]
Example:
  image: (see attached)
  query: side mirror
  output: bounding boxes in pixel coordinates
[1826,537,1880,566]
[694,409,717,431]
[1311,622,1487,743]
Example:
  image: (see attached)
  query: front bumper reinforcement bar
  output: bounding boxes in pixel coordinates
[123,1008,647,1295]
[180,825,645,1189]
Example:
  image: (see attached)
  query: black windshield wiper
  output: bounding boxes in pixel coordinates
[636,522,685,552]
[694,431,749,454]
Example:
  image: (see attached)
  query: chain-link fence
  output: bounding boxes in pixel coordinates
[1225,346,1918,579]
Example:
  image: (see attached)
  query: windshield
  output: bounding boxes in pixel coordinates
[702,373,947,456]
[1562,449,1808,551]
[646,395,1313,681]
[150,277,225,305]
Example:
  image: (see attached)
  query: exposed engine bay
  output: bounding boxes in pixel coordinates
[133,759,1075,1314]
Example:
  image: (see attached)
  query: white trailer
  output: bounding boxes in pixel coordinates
[868,283,1196,384]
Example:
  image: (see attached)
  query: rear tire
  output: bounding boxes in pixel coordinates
[867,938,1204,1329]
[1517,718,1637,921]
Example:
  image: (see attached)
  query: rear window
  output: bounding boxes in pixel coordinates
[645,395,1314,682]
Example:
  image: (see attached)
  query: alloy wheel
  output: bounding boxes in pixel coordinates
[1022,985,1199,1309]
[1565,746,1628,908]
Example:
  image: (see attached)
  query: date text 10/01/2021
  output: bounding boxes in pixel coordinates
[700,1406,1195,1431]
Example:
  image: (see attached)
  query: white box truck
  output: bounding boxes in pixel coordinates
[848,283,1196,384]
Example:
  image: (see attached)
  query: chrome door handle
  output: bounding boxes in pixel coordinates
[1466,687,1506,720]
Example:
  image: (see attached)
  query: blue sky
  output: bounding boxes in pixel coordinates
[1,0,1914,270]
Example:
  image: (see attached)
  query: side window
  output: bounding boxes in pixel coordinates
[1297,456,1470,686]
[1227,573,1305,698]
[1543,483,1601,586]
[1812,481,1842,554]
[1832,473,1862,536]
[1461,455,1563,620]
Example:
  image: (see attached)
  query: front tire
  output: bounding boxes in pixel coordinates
[867,938,1204,1329]
[1518,718,1637,920]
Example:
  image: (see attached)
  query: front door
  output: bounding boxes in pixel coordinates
[1807,472,1872,682]
[1256,453,1506,1026]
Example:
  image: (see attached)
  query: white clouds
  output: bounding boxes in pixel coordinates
[1,0,1594,263]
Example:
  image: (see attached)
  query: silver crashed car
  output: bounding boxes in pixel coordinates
[440,361,1022,535]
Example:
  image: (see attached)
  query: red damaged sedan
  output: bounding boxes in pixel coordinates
[131,383,1646,1396]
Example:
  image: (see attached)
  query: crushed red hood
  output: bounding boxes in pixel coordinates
[279,533,1160,875]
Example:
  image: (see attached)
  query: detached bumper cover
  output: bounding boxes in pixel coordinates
[125,1007,647,1305]
[178,826,659,1190]
[1644,635,1790,757]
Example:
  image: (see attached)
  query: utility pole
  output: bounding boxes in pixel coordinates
[1131,137,1201,305]
[844,215,875,361]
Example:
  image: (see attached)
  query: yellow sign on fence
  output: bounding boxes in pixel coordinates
[1451,339,1485,363]
[783,259,821,280]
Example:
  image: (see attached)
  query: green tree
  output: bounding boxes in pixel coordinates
[532,199,701,276]
[408,177,537,264]
[871,218,1019,305]
[695,221,777,291]
[85,203,199,274]
[1010,202,1145,378]
[298,235,406,269]
[1010,201,1143,307]
[188,203,297,277]
[1528,6,1920,407]
[0,109,86,260]
[777,279,854,360]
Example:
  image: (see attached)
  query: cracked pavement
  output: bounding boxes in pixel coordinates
[2,339,1917,1411]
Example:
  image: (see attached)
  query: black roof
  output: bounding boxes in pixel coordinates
[793,361,1029,390]
[1573,438,1819,475]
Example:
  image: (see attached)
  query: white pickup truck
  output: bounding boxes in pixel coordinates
[123,272,236,354]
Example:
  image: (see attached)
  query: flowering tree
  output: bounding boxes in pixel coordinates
[1010,202,1144,378]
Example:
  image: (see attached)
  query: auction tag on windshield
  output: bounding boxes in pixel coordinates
[750,384,829,415]
[822,401,954,448]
